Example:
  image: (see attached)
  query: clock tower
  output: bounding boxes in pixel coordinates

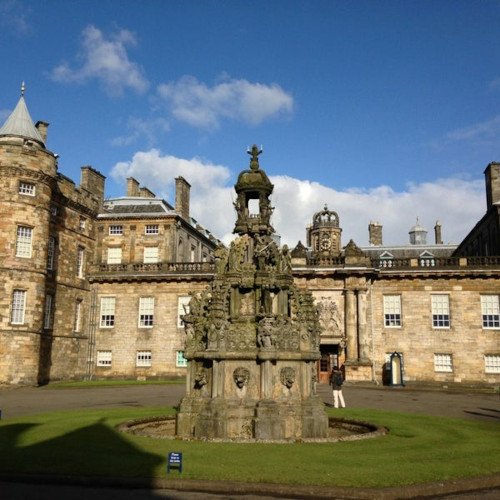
[307,205,342,257]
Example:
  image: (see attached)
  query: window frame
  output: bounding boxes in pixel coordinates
[145,224,159,235]
[16,225,33,258]
[484,354,500,374]
[47,236,56,270]
[176,350,187,367]
[106,247,122,265]
[96,350,112,367]
[481,295,500,329]
[99,296,116,328]
[136,350,152,367]
[43,294,53,330]
[109,225,123,236]
[19,181,36,196]
[434,353,453,373]
[143,246,159,264]
[74,300,82,333]
[383,295,402,328]
[431,294,451,329]
[11,289,27,325]
[76,246,85,278]
[177,296,191,328]
[138,297,155,328]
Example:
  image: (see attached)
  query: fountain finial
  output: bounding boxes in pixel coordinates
[247,144,262,170]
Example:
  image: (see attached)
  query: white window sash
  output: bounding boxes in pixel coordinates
[11,290,26,324]
[16,226,32,258]
[100,297,116,328]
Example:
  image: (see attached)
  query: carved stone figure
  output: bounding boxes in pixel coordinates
[280,367,295,389]
[194,368,208,389]
[233,367,250,388]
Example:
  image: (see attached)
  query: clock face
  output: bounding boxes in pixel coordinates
[320,238,331,250]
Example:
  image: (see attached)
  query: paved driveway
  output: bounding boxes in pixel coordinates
[0,382,498,421]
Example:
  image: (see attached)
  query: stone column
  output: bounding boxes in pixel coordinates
[344,289,358,360]
[260,360,273,399]
[212,360,219,398]
[357,289,369,360]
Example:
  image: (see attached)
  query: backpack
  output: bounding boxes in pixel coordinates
[332,372,343,386]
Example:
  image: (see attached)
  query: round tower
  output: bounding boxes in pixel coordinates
[0,85,58,384]
[307,204,342,256]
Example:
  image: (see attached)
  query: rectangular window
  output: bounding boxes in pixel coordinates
[431,294,450,328]
[138,297,154,327]
[43,295,53,329]
[190,245,196,262]
[96,350,112,367]
[16,226,33,258]
[109,225,123,235]
[177,296,191,328]
[50,205,58,217]
[19,182,35,196]
[11,289,26,324]
[136,350,152,367]
[383,295,401,327]
[100,297,116,328]
[107,247,122,264]
[434,353,453,372]
[176,351,187,367]
[484,355,500,374]
[145,224,159,235]
[77,246,85,278]
[74,300,82,333]
[47,236,56,270]
[481,295,500,329]
[79,217,86,230]
[143,246,159,263]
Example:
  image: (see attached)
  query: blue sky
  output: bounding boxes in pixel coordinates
[1,0,499,246]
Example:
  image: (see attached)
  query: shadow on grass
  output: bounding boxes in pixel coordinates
[0,419,164,494]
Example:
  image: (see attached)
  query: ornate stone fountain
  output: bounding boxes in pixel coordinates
[176,146,328,440]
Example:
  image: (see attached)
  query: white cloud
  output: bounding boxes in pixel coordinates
[111,117,170,147]
[50,25,149,96]
[110,150,485,248]
[444,115,500,144]
[157,76,293,128]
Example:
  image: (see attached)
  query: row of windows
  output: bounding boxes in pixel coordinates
[96,350,187,368]
[388,352,500,374]
[99,296,191,329]
[14,226,86,277]
[108,224,159,236]
[107,246,159,264]
[10,290,83,331]
[383,294,500,329]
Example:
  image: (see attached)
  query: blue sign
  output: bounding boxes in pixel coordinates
[167,452,183,474]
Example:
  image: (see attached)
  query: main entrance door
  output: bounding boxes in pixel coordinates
[318,344,340,383]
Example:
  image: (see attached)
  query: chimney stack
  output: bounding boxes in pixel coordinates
[127,177,140,197]
[368,222,383,246]
[485,162,500,210]
[175,176,191,221]
[35,121,49,143]
[434,221,443,245]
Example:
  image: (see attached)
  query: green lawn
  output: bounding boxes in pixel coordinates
[0,407,498,488]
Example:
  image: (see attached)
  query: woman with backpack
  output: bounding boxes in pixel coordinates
[330,366,346,408]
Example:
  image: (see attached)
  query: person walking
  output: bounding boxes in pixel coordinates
[330,366,346,408]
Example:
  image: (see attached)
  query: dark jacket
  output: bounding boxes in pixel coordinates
[330,369,343,389]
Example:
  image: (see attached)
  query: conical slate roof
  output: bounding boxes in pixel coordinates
[0,94,44,145]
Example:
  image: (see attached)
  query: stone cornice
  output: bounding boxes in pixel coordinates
[0,164,55,186]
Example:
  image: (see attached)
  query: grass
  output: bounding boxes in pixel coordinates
[47,378,185,389]
[0,407,498,488]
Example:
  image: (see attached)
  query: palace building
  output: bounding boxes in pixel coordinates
[1,90,499,387]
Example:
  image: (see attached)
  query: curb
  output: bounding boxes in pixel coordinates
[2,472,500,499]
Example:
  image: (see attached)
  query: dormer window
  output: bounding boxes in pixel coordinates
[419,251,435,267]
[379,251,394,268]
[19,182,35,196]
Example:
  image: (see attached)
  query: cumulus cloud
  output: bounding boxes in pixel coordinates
[50,25,149,95]
[110,150,485,248]
[111,117,170,147]
[157,76,293,128]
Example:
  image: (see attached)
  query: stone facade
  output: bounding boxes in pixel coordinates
[0,92,498,387]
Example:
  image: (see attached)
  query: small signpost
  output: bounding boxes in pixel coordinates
[167,452,183,474]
